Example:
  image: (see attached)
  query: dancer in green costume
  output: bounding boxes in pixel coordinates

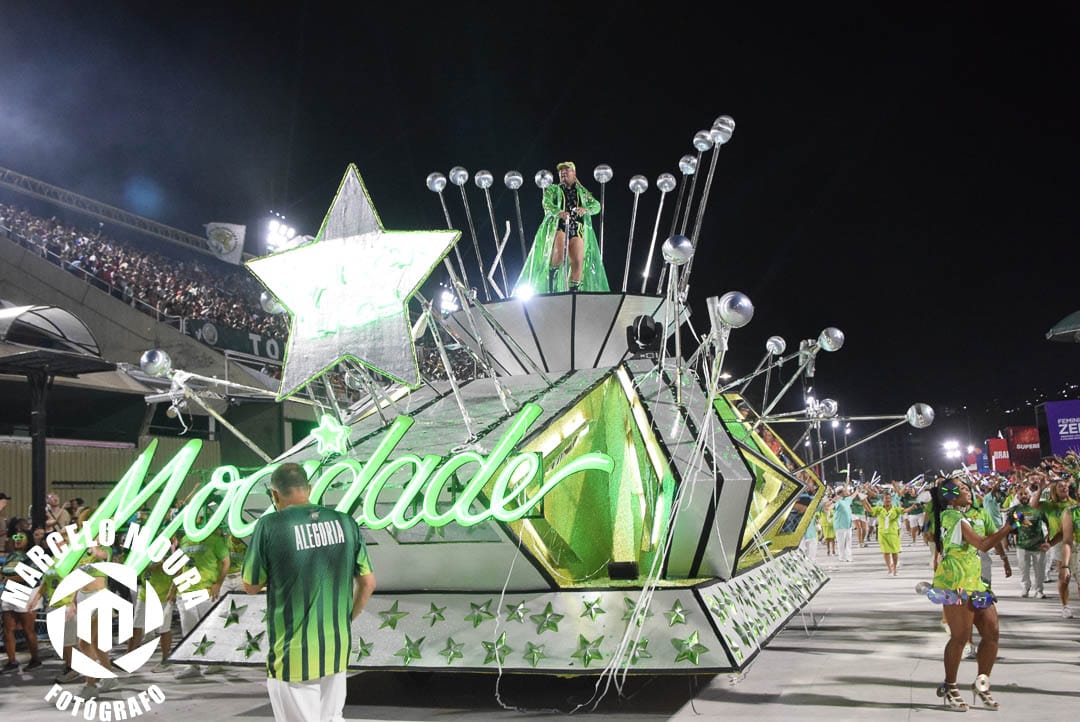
[514,161,609,295]
[928,478,1016,711]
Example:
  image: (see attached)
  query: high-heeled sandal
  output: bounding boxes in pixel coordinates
[971,674,999,710]
[936,682,969,712]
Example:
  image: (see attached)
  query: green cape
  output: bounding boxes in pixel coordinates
[513,182,610,294]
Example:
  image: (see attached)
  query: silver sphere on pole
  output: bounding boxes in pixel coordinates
[661,234,694,265]
[766,335,787,355]
[503,171,523,190]
[593,164,613,184]
[717,291,754,328]
[139,349,173,378]
[692,130,714,152]
[818,327,845,352]
[656,173,677,193]
[425,172,447,193]
[906,403,935,429]
[474,170,494,189]
[628,175,649,194]
[711,115,735,145]
[449,166,469,186]
[534,170,554,189]
[819,398,839,418]
[679,155,698,175]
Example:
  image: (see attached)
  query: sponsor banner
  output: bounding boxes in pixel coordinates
[986,437,1011,472]
[975,446,990,473]
[204,222,246,265]
[1004,425,1042,468]
[1044,399,1080,457]
[186,321,284,360]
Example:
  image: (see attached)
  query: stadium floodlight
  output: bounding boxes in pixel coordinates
[266,211,302,253]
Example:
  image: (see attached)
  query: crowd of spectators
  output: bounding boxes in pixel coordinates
[0,202,286,338]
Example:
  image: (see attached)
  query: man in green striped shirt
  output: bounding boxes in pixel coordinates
[243,463,376,722]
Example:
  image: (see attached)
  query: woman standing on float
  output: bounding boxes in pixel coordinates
[928,478,1016,711]
[514,162,609,295]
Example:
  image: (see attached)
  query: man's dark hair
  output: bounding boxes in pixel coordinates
[270,463,310,493]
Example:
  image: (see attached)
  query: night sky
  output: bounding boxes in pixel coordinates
[2,4,1078,429]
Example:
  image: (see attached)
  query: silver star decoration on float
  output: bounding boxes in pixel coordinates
[505,601,530,623]
[247,164,461,400]
[672,631,709,665]
[222,599,248,627]
[581,597,606,621]
[236,630,266,659]
[423,603,447,626]
[192,635,215,656]
[529,602,564,635]
[464,599,495,628]
[378,600,409,630]
[481,632,511,665]
[394,635,425,666]
[353,637,374,661]
[664,599,690,626]
[440,637,465,665]
[523,642,547,668]
[571,634,605,668]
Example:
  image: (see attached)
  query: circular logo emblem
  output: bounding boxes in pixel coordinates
[207,226,239,257]
[200,322,219,346]
[48,562,164,678]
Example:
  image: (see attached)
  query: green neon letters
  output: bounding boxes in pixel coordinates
[60,403,614,576]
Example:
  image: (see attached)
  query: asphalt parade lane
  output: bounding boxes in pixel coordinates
[2,538,1076,720]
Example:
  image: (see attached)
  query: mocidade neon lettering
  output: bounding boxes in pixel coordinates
[46,403,613,577]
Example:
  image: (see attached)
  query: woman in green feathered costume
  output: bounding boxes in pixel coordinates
[513,161,610,295]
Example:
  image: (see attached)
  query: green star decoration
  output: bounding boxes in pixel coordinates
[353,637,374,661]
[439,637,465,665]
[246,164,461,400]
[622,596,653,626]
[665,599,690,626]
[481,632,511,665]
[627,638,652,665]
[394,635,425,666]
[223,599,248,627]
[464,599,495,628]
[523,642,547,668]
[236,630,266,659]
[423,603,447,627]
[379,601,409,630]
[529,602,564,635]
[505,601,529,623]
[192,635,215,656]
[672,631,709,665]
[308,414,350,456]
[571,635,605,668]
[581,597,606,621]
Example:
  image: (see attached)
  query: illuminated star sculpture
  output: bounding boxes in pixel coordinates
[309,414,351,456]
[247,164,461,400]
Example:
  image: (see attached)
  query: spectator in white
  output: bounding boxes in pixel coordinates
[44,493,69,534]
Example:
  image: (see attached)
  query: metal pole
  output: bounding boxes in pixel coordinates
[622,192,642,292]
[679,151,703,235]
[29,371,48,532]
[481,187,509,293]
[511,189,527,263]
[793,419,908,474]
[457,184,491,301]
[183,391,274,463]
[640,188,669,293]
[598,182,607,260]
[437,190,472,291]
[417,300,477,441]
[681,146,721,292]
